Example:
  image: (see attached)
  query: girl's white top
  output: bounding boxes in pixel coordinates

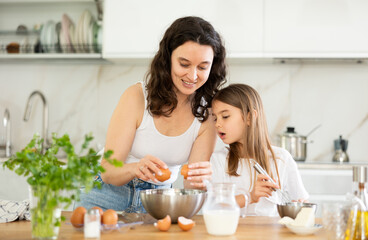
[210,142,309,216]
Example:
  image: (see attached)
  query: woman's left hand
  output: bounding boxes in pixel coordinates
[186,161,212,188]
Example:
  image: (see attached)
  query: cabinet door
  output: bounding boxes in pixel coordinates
[299,168,352,217]
[264,0,368,57]
[103,0,263,59]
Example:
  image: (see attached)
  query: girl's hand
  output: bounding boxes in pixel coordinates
[186,161,212,188]
[134,155,167,183]
[250,174,279,203]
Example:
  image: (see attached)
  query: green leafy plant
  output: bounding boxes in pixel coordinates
[3,133,122,239]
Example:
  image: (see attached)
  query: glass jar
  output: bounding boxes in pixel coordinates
[345,166,368,240]
[84,209,100,239]
[202,182,240,236]
[29,185,61,240]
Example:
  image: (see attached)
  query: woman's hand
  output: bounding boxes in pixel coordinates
[186,161,212,188]
[134,155,167,183]
[250,174,279,203]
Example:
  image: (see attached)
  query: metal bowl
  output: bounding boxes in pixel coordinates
[277,202,317,219]
[140,188,206,223]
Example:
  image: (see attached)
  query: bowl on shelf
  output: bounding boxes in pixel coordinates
[140,188,206,223]
[277,202,317,219]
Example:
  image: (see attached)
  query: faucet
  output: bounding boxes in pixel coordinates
[0,108,11,157]
[24,91,50,152]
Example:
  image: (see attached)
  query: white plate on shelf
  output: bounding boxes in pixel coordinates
[46,20,56,53]
[286,224,322,235]
[82,10,93,52]
[41,21,53,53]
[97,24,102,53]
[59,28,65,52]
[69,24,76,52]
[92,21,99,53]
[75,11,85,53]
[39,23,48,52]
[79,11,86,50]
[45,21,52,52]
[61,14,73,53]
[87,21,94,53]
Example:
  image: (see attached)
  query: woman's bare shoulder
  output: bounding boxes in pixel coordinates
[114,83,145,121]
[120,83,144,101]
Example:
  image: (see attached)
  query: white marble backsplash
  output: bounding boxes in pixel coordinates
[0,62,367,163]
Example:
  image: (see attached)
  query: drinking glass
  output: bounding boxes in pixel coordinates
[322,201,350,240]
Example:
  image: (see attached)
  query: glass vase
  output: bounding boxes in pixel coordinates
[29,185,61,240]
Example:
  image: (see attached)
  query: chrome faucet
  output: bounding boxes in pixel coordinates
[0,108,11,157]
[24,91,50,152]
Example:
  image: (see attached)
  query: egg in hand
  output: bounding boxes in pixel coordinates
[156,168,171,182]
[181,164,189,179]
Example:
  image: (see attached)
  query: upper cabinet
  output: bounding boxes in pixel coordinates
[3,0,368,62]
[104,0,368,61]
[103,0,263,60]
[264,0,368,58]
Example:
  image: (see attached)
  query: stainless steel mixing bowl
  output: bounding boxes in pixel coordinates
[277,202,317,219]
[140,188,206,223]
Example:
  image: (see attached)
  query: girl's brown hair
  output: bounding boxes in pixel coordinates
[212,84,280,188]
[145,16,227,122]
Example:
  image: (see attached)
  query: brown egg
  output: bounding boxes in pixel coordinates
[102,209,118,225]
[70,206,87,228]
[91,206,104,223]
[178,216,195,231]
[154,215,171,231]
[181,164,189,179]
[156,168,171,182]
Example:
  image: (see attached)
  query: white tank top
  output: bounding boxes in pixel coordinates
[125,82,202,185]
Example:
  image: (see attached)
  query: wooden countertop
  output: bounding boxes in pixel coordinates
[0,211,326,240]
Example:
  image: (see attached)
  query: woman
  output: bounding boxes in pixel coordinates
[78,16,227,212]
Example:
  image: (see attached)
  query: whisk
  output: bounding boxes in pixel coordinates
[250,159,291,204]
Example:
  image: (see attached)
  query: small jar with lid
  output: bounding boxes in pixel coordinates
[84,209,101,239]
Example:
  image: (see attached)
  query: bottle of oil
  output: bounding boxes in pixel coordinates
[345,166,368,240]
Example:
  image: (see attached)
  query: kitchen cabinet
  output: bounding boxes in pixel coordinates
[264,0,368,58]
[103,0,263,60]
[0,0,103,61]
[298,163,358,217]
[104,0,368,61]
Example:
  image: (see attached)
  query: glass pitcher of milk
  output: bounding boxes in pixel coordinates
[202,182,240,236]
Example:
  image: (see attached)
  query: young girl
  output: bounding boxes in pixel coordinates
[210,83,309,216]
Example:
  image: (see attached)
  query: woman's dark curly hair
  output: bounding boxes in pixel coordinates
[144,16,227,122]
